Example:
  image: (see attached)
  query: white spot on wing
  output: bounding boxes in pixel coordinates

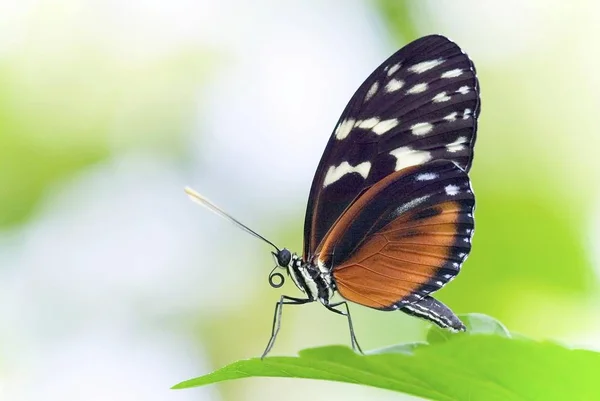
[456,86,470,95]
[407,82,428,94]
[387,63,401,76]
[445,184,460,196]
[444,112,458,122]
[392,195,431,217]
[408,58,444,74]
[385,78,404,93]
[389,147,432,171]
[323,161,371,187]
[432,92,451,103]
[372,119,399,135]
[411,122,433,136]
[334,118,355,140]
[356,117,379,129]
[416,172,438,181]
[463,108,472,120]
[365,81,379,102]
[446,136,467,153]
[441,68,463,78]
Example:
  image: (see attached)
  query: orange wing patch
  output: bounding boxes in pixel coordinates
[333,200,463,309]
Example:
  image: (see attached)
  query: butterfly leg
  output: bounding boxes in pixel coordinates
[261,295,312,359]
[399,296,466,331]
[325,301,363,354]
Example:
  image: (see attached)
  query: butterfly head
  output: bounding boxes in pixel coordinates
[274,248,292,267]
[268,248,304,290]
[268,248,292,289]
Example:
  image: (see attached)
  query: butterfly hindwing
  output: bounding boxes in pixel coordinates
[304,35,480,259]
[315,160,474,310]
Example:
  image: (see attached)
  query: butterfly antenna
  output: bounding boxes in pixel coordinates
[184,186,281,252]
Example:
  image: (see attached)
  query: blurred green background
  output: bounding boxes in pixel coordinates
[1,1,599,400]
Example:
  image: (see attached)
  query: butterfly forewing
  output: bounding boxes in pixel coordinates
[304,35,480,259]
[316,160,475,309]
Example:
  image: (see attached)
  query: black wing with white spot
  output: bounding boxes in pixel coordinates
[303,35,480,259]
[318,160,475,312]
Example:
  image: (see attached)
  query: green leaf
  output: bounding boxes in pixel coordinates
[427,313,511,345]
[173,314,600,401]
[365,341,428,356]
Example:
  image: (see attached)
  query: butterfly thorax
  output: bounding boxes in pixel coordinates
[286,253,335,305]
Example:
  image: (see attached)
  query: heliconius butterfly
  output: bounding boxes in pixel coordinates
[186,34,480,358]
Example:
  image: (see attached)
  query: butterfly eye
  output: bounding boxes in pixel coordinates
[276,248,292,267]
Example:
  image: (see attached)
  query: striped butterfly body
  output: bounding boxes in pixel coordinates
[186,35,480,357]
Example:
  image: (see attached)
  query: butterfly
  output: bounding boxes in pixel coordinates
[186,34,480,357]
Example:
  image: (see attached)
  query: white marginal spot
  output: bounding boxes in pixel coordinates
[444,274,453,279]
[456,86,470,95]
[372,118,399,135]
[355,117,380,129]
[389,146,432,171]
[408,58,444,74]
[407,82,428,94]
[445,184,460,196]
[410,122,433,136]
[443,111,458,122]
[392,195,431,217]
[441,68,463,78]
[435,280,444,286]
[365,81,379,102]
[416,172,438,181]
[446,136,467,153]
[432,91,451,103]
[463,108,472,120]
[387,63,401,76]
[334,118,356,140]
[323,161,371,187]
[385,78,404,93]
